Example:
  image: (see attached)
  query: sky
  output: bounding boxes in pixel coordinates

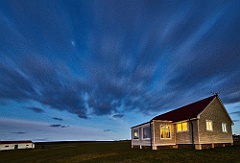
[0,0,240,142]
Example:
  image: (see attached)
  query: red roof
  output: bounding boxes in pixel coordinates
[152,95,216,122]
[0,140,33,144]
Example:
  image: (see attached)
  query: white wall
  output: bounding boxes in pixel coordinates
[0,143,34,151]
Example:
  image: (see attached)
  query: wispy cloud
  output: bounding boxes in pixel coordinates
[32,138,50,142]
[0,1,240,120]
[11,131,27,134]
[27,107,44,113]
[230,111,240,117]
[103,129,114,132]
[50,124,69,128]
[0,118,119,141]
[52,117,63,121]
[113,114,124,119]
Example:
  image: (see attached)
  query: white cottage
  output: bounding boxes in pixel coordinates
[131,95,234,150]
[0,140,35,151]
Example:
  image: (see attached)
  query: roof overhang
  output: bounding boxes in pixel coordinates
[131,121,151,129]
[152,120,173,123]
[172,118,198,124]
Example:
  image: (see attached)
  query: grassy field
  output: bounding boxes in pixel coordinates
[0,141,240,163]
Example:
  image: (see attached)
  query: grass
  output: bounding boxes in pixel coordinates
[0,141,240,163]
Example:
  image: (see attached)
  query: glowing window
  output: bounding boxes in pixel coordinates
[206,120,213,131]
[142,125,150,139]
[160,124,171,139]
[222,123,227,132]
[177,122,188,132]
[133,129,139,139]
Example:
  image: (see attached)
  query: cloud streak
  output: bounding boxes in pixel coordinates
[50,124,69,128]
[27,107,44,113]
[52,117,63,121]
[11,131,27,134]
[0,118,120,141]
[0,1,240,119]
[113,114,124,119]
[103,129,114,132]
[230,111,240,117]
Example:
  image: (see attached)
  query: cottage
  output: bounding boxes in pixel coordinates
[131,95,234,150]
[0,140,35,151]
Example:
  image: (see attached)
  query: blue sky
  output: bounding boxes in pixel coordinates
[0,0,240,142]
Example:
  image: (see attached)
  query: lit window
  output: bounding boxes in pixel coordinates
[160,124,171,139]
[206,120,213,131]
[133,129,139,139]
[142,125,150,139]
[222,123,227,132]
[177,122,188,132]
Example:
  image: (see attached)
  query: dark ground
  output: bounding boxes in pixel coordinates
[0,141,239,163]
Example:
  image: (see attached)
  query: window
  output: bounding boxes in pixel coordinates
[206,120,213,131]
[5,145,9,147]
[142,125,151,139]
[177,122,188,132]
[133,129,139,139]
[160,124,171,139]
[222,123,227,132]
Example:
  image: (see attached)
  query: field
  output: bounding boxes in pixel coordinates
[0,141,240,163]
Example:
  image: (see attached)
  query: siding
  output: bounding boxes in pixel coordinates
[153,121,176,146]
[198,97,233,144]
[176,120,200,144]
[193,120,200,144]
[175,121,191,144]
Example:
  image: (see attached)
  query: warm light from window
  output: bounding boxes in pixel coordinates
[177,122,187,132]
[133,129,139,139]
[182,122,187,130]
[160,124,171,138]
[177,124,181,131]
[206,120,213,131]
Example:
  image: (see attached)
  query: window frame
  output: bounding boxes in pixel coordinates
[177,122,188,132]
[133,128,140,140]
[222,123,227,133]
[142,124,151,140]
[206,120,213,131]
[160,124,171,139]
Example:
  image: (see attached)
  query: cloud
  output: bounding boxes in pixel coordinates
[52,117,63,121]
[32,138,50,142]
[231,111,240,114]
[0,118,119,141]
[230,111,240,117]
[103,129,114,132]
[27,107,44,113]
[233,120,240,122]
[11,131,27,134]
[112,114,124,119]
[50,124,69,128]
[0,1,240,119]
